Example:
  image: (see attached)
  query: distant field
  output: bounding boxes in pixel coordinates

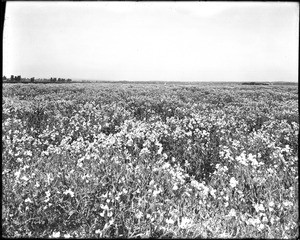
[3,80,297,86]
[2,82,298,238]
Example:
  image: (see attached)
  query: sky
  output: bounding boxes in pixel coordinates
[3,2,299,82]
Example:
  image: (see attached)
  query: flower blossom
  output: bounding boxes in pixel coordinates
[63,189,74,197]
[229,177,238,188]
[51,231,60,238]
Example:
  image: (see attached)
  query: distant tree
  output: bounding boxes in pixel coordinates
[16,75,21,82]
[11,75,14,81]
[242,82,269,86]
[67,78,72,82]
[57,78,66,83]
[2,76,7,81]
[30,77,35,83]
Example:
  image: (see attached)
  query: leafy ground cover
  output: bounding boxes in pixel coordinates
[2,82,299,238]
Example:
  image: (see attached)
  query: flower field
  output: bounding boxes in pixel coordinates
[2,82,299,238]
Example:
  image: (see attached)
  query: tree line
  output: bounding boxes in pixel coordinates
[2,75,72,83]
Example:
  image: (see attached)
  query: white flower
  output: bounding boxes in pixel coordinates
[202,130,208,136]
[236,152,248,166]
[21,176,29,181]
[109,219,114,225]
[45,194,53,203]
[262,216,268,223]
[162,162,170,170]
[153,189,161,197]
[25,150,32,156]
[52,231,60,238]
[281,145,291,153]
[42,151,49,156]
[25,198,33,203]
[247,217,260,226]
[46,173,54,184]
[135,211,143,219]
[283,201,293,207]
[126,139,133,146]
[63,189,74,197]
[248,153,258,166]
[149,180,155,186]
[180,217,193,229]
[268,201,275,207]
[202,185,209,196]
[166,218,175,225]
[228,208,236,217]
[157,147,163,155]
[102,192,108,198]
[100,204,109,211]
[107,211,113,217]
[23,165,30,170]
[172,184,179,191]
[64,233,71,238]
[95,229,102,234]
[258,223,265,231]
[254,203,265,212]
[229,177,238,188]
[14,170,21,179]
[45,190,51,198]
[210,188,216,198]
[191,180,201,191]
[140,147,150,156]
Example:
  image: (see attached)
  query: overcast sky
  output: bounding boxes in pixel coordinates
[3,2,299,81]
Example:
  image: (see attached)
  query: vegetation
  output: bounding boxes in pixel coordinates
[2,75,72,83]
[241,82,269,85]
[2,82,298,238]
